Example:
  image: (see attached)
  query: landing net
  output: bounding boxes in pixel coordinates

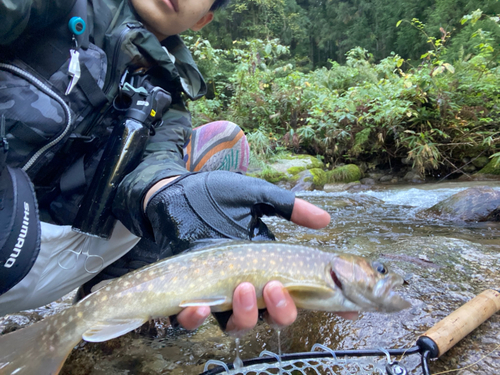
[201,344,424,375]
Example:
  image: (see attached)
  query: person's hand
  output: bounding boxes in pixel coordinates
[175,281,297,334]
[145,171,314,250]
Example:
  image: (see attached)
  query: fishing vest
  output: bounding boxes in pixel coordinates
[0,0,204,292]
[0,0,202,221]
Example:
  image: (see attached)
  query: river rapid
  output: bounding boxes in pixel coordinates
[8,181,500,374]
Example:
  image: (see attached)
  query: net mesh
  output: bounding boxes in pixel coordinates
[203,345,394,375]
[204,357,387,375]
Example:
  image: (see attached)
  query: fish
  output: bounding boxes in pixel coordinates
[0,242,410,374]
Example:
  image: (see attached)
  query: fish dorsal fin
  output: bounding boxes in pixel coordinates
[82,318,147,342]
[179,296,229,308]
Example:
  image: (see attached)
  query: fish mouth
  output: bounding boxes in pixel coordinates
[373,274,411,312]
[330,269,343,290]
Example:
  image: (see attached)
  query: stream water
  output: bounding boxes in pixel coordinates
[6,181,500,374]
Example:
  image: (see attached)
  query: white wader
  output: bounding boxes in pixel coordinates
[0,221,139,316]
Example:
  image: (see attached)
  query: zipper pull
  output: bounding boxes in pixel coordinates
[65,49,81,95]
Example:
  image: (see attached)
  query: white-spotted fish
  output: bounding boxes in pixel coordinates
[0,242,410,374]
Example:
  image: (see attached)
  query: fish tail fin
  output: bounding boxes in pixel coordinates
[0,314,83,375]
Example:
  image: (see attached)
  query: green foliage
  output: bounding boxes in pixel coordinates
[187,9,500,178]
[246,129,274,157]
[200,0,500,67]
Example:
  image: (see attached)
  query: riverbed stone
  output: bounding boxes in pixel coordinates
[367,172,383,180]
[417,187,500,222]
[462,164,477,173]
[360,178,376,185]
[379,175,393,182]
[323,183,343,192]
[403,170,424,183]
[290,170,315,192]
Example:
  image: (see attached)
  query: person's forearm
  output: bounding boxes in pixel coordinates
[143,176,179,211]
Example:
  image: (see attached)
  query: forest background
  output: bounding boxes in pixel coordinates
[185,0,500,179]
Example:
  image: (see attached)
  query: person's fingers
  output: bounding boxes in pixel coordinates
[335,311,359,320]
[176,305,211,331]
[290,198,330,229]
[225,283,259,335]
[263,281,297,327]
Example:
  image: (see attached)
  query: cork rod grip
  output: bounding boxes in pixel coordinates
[418,289,500,358]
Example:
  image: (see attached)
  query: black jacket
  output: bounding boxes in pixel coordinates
[0,0,207,237]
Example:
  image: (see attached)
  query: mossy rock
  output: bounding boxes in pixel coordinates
[287,166,306,175]
[477,159,500,175]
[309,168,328,188]
[327,164,362,183]
[269,153,323,174]
[472,156,490,168]
[251,167,287,183]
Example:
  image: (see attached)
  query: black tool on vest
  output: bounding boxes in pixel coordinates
[72,71,172,239]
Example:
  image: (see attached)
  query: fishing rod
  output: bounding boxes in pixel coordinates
[201,289,500,375]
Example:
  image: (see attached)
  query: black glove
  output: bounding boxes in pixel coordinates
[145,171,296,254]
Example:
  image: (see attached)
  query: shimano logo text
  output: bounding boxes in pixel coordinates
[4,202,29,268]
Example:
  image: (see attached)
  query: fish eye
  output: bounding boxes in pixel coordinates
[372,261,387,275]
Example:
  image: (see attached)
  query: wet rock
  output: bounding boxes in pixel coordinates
[462,164,477,173]
[323,183,349,192]
[345,183,372,191]
[417,187,500,222]
[403,170,424,183]
[289,179,313,193]
[360,178,376,185]
[367,172,383,180]
[290,170,315,192]
[323,181,365,192]
[379,175,393,182]
[0,315,31,334]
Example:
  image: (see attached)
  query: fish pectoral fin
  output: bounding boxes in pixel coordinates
[82,318,147,342]
[284,284,336,309]
[179,296,229,308]
[284,284,333,294]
